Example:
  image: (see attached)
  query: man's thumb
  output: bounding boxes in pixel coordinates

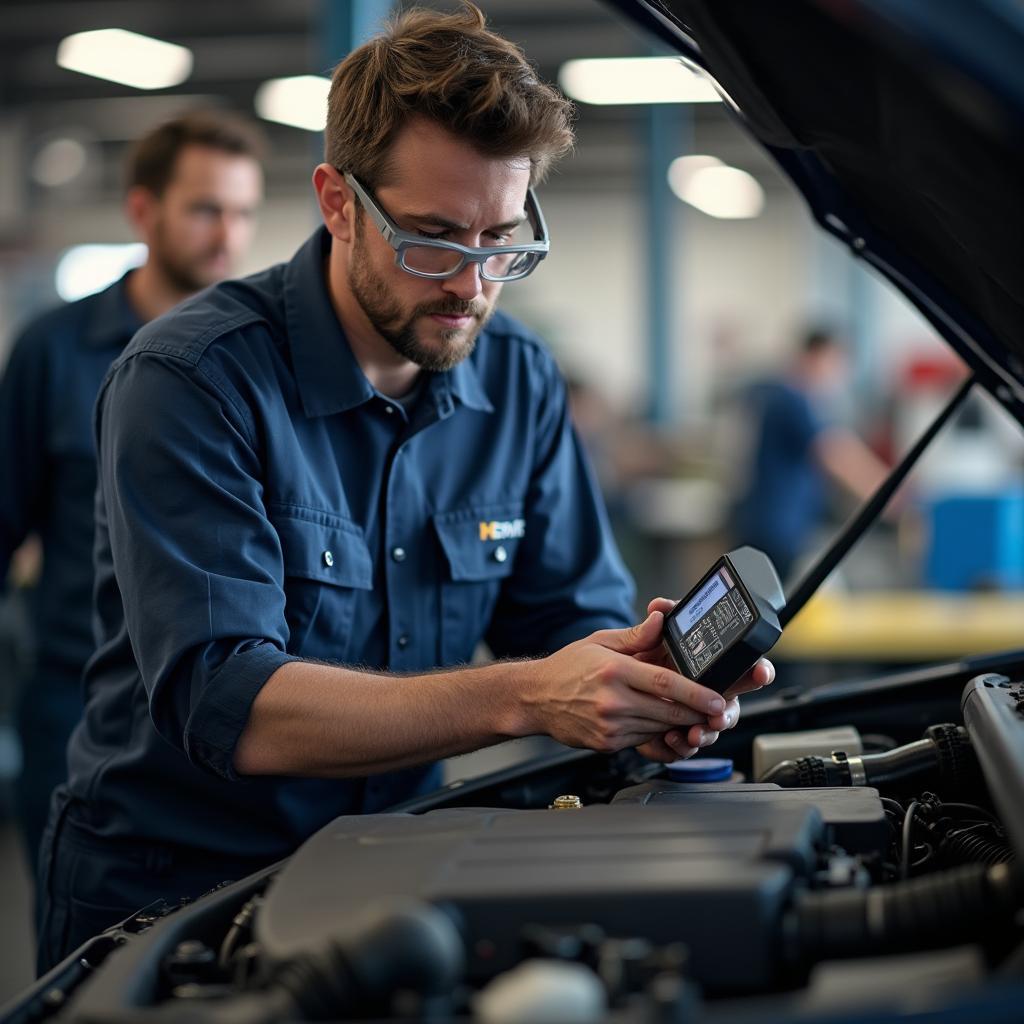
[597,610,663,655]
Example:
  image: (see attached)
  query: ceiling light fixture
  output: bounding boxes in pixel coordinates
[56,29,193,90]
[254,76,331,132]
[558,57,720,105]
[672,164,765,219]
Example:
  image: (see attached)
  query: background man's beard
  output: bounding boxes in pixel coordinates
[151,223,228,294]
[348,235,491,372]
[154,252,210,294]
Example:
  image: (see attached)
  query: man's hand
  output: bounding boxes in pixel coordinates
[518,610,734,755]
[628,596,776,764]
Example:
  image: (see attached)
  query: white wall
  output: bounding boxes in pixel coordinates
[503,183,828,424]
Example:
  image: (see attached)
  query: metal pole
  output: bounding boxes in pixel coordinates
[645,101,690,425]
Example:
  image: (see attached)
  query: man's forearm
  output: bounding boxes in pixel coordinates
[233,659,534,778]
[232,613,766,779]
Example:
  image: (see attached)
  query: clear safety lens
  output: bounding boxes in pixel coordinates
[401,219,541,281]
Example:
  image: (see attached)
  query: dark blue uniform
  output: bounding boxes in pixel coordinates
[730,379,828,582]
[38,227,635,969]
[0,277,141,882]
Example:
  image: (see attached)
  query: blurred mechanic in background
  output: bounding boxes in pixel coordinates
[729,326,890,583]
[0,110,265,889]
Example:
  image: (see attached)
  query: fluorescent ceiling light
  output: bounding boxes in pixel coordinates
[55,243,147,302]
[669,163,764,219]
[255,76,331,132]
[56,29,192,90]
[558,57,719,105]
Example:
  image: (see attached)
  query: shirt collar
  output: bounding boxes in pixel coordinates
[283,226,493,419]
[434,352,494,414]
[82,271,145,349]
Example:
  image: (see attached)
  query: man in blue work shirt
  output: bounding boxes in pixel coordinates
[730,328,889,582]
[38,4,773,970]
[0,111,264,889]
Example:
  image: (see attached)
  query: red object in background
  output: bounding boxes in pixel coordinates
[901,349,969,392]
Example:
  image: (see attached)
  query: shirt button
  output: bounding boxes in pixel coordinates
[384,404,395,415]
[323,550,334,567]
[391,546,406,563]
[493,545,508,563]
[397,634,410,649]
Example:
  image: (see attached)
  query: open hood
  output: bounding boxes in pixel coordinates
[608,0,1024,425]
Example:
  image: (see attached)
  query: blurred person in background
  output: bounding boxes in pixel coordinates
[729,326,890,583]
[0,110,265,890]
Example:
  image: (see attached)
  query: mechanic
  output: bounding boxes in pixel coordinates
[729,327,889,582]
[0,111,264,891]
[37,4,773,972]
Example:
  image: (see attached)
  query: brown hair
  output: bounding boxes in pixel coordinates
[126,110,265,196]
[325,2,574,187]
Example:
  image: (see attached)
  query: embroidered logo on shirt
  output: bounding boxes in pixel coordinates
[479,518,526,542]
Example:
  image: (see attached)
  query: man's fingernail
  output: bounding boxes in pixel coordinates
[710,698,726,714]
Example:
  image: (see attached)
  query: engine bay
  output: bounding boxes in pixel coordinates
[10,660,1021,1024]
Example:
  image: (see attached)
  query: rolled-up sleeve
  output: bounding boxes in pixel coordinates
[485,352,636,657]
[96,346,299,780]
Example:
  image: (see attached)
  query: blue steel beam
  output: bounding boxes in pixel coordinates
[645,101,691,425]
[319,0,393,73]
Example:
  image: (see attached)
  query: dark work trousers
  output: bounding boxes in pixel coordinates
[14,666,82,892]
[36,789,272,975]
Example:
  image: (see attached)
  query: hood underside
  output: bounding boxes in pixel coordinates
[610,0,1024,423]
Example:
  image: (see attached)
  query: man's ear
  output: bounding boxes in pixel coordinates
[124,185,160,240]
[313,164,357,242]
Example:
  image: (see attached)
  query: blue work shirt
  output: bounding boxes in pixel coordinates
[0,276,142,675]
[66,226,635,862]
[730,378,828,577]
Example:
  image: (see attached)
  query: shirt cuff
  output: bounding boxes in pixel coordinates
[183,642,301,782]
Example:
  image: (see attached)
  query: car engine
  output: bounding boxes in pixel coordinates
[8,664,1023,1024]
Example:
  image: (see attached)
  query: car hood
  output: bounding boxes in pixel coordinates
[608,0,1024,424]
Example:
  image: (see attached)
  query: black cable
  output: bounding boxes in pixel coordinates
[932,802,999,824]
[218,897,261,970]
[901,800,920,879]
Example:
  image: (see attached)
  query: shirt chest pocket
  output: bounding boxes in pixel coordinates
[433,502,524,665]
[271,510,373,661]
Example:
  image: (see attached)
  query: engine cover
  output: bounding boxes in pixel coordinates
[256,801,829,993]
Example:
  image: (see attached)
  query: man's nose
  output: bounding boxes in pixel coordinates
[224,211,254,253]
[442,260,483,302]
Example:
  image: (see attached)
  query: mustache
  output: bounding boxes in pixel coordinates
[417,300,485,318]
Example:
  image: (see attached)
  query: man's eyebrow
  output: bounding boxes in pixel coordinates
[403,209,527,232]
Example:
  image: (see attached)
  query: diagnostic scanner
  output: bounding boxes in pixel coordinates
[662,546,785,695]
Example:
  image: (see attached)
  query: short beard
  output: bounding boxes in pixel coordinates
[348,213,492,372]
[150,218,225,294]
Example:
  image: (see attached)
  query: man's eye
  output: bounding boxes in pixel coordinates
[417,229,448,240]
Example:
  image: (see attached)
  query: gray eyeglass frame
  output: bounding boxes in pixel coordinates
[344,172,549,282]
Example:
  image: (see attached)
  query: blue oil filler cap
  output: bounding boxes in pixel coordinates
[666,757,733,782]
